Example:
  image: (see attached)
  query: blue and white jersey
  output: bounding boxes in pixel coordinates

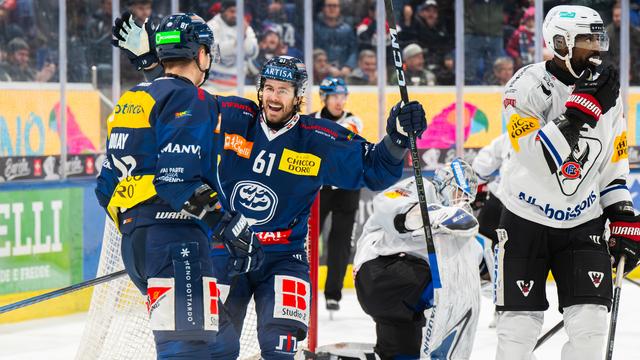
[212,97,405,253]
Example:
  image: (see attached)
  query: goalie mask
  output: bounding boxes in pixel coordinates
[433,158,478,208]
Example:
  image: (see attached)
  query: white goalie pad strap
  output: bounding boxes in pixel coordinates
[147,277,176,331]
[203,277,220,332]
[273,275,310,326]
[407,204,479,238]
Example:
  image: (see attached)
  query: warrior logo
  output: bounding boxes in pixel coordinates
[230,181,278,225]
[516,280,534,297]
[588,271,604,288]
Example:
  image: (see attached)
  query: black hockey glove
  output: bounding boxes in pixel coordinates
[386,100,427,148]
[112,11,158,70]
[606,202,640,274]
[471,183,489,211]
[181,184,223,228]
[564,64,619,129]
[213,212,265,277]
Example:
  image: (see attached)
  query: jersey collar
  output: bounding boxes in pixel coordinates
[259,111,300,141]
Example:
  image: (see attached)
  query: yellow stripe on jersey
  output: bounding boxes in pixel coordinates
[107,174,158,213]
[108,90,156,135]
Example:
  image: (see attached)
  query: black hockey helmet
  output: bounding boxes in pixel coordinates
[155,13,219,64]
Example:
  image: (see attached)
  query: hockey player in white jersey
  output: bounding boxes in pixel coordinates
[494,5,640,360]
[354,159,485,359]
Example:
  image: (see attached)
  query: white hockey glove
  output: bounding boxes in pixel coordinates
[112,11,158,70]
[404,203,478,238]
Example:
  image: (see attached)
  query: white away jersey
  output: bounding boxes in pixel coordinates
[497,61,630,228]
[472,132,510,201]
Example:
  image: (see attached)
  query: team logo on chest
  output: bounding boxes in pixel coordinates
[230,181,278,225]
[555,137,601,196]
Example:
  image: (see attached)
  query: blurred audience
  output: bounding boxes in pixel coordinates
[314,0,357,77]
[347,49,377,85]
[207,0,259,89]
[313,48,331,84]
[484,56,514,86]
[506,6,535,69]
[400,0,451,71]
[0,37,55,82]
[434,53,455,85]
[464,0,504,85]
[389,43,436,86]
[606,2,640,85]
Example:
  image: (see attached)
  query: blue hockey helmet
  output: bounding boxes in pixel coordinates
[319,77,348,100]
[257,56,309,99]
[155,13,219,64]
[433,158,478,208]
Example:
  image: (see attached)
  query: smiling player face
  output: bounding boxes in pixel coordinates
[262,78,299,124]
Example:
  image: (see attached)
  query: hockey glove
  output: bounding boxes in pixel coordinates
[386,100,427,148]
[608,213,640,274]
[112,11,158,70]
[181,184,223,228]
[471,183,489,211]
[564,64,619,129]
[214,212,265,277]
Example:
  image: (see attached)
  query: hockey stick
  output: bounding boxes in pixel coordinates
[0,270,127,315]
[606,255,626,360]
[534,320,564,350]
[383,0,440,289]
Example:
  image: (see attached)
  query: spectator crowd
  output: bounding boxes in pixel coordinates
[0,0,638,86]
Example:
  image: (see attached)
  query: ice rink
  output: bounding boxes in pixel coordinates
[2,282,640,359]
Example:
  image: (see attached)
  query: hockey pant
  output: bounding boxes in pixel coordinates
[208,250,310,360]
[319,187,360,302]
[118,204,221,359]
[355,253,431,359]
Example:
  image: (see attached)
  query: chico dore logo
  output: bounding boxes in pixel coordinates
[230,181,278,225]
[278,148,321,176]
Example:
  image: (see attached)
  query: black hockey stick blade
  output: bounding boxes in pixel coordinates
[606,255,626,360]
[534,320,564,350]
[383,0,440,289]
[0,269,127,315]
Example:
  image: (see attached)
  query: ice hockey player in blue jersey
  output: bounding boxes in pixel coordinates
[110,14,428,357]
[207,56,427,359]
[96,13,263,359]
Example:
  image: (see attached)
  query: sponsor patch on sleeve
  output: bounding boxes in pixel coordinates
[508,114,540,152]
[612,131,628,163]
[278,148,321,176]
[224,133,254,159]
[273,275,310,325]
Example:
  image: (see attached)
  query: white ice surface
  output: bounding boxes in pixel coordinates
[1,282,640,359]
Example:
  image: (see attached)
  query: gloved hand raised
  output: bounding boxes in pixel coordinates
[112,11,158,70]
[565,64,619,129]
[386,100,427,148]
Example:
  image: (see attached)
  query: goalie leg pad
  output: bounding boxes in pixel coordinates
[560,304,607,360]
[496,310,543,360]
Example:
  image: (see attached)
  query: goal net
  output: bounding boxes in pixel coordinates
[76,202,319,359]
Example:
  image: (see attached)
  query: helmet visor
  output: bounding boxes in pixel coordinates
[574,32,609,52]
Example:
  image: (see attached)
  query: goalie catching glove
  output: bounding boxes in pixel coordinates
[396,203,479,239]
[112,11,158,70]
[213,212,265,277]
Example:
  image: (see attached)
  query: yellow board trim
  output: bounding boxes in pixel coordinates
[0,287,93,324]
